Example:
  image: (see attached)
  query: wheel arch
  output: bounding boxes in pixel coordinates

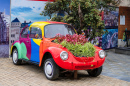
[11,42,22,59]
[40,52,53,67]
[39,47,66,68]
[11,46,17,57]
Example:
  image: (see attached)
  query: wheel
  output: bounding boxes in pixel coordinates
[87,66,102,77]
[12,48,22,65]
[44,58,59,80]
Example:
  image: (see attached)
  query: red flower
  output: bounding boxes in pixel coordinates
[55,34,88,45]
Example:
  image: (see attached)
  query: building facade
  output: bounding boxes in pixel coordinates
[0,12,10,44]
[117,0,130,47]
[20,21,32,32]
[120,0,130,7]
[10,18,21,46]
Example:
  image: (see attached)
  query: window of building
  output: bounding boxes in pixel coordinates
[11,34,15,37]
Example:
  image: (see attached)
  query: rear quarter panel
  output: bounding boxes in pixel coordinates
[11,41,29,60]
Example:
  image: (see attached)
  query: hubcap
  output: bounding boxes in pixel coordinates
[45,61,53,78]
[13,50,18,63]
[46,64,52,75]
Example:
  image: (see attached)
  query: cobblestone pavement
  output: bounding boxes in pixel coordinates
[0,45,9,57]
[0,57,130,86]
[102,51,130,82]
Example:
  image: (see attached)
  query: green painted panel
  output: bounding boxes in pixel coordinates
[21,43,29,60]
[13,42,29,60]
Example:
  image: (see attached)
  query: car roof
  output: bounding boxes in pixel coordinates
[28,21,67,27]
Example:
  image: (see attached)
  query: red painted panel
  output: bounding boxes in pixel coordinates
[47,21,67,24]
[28,0,55,2]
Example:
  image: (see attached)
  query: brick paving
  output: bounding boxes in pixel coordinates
[102,51,130,82]
[0,58,130,86]
[0,45,9,57]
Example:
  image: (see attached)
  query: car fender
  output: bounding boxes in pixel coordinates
[39,47,63,66]
[39,47,73,70]
[11,41,22,59]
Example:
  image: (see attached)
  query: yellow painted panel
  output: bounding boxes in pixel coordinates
[33,39,42,46]
[29,22,50,37]
[10,45,13,55]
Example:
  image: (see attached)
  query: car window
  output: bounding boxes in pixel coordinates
[44,24,75,38]
[21,27,29,38]
[29,27,42,39]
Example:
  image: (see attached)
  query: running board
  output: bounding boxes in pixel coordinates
[20,59,39,66]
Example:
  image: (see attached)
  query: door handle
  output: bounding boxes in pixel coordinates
[26,41,29,43]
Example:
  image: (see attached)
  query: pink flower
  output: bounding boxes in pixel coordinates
[55,34,89,45]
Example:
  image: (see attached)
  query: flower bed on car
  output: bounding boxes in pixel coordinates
[54,34,96,57]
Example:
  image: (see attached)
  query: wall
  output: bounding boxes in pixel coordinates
[102,7,119,50]
[10,0,50,47]
[102,29,118,50]
[0,0,10,57]
[120,0,130,7]
[118,6,130,47]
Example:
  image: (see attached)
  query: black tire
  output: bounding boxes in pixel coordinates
[12,48,22,65]
[44,58,59,80]
[87,66,102,77]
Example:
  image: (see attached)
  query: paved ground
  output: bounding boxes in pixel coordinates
[0,45,9,57]
[0,52,130,86]
[102,51,130,82]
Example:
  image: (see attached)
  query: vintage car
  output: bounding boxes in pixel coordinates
[11,21,106,80]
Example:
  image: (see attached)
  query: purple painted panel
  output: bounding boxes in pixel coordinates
[19,27,31,60]
[12,41,20,46]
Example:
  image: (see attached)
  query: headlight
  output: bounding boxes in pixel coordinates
[60,51,68,60]
[99,50,106,59]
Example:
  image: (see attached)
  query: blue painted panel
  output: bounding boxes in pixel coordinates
[28,23,33,27]
[30,39,40,62]
[102,29,118,50]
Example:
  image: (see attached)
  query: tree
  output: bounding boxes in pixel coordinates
[40,0,121,41]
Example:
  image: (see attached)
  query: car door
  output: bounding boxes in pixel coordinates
[19,26,31,60]
[29,27,42,63]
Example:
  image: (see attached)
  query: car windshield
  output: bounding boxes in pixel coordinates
[44,24,76,38]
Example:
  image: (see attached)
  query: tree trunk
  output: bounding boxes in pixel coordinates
[78,3,84,34]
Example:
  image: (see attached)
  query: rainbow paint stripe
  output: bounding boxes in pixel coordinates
[11,21,66,63]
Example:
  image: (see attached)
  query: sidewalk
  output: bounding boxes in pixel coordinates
[102,51,130,82]
[0,57,130,86]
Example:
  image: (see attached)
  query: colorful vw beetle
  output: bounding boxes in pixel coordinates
[11,21,106,80]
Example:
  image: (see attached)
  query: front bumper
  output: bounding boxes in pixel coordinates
[50,47,106,70]
[72,58,105,70]
[54,55,105,70]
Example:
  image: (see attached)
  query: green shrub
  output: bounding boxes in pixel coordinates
[60,41,95,57]
[54,34,96,57]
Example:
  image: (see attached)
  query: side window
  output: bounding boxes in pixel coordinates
[21,27,29,38]
[29,27,42,39]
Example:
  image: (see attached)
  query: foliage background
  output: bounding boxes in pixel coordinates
[41,0,121,42]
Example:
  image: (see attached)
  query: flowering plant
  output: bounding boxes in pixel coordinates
[54,34,95,57]
[55,34,88,45]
